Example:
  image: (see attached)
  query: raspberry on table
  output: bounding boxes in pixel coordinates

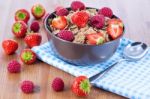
[7,60,21,73]
[52,77,64,92]
[30,21,40,32]
[21,80,35,94]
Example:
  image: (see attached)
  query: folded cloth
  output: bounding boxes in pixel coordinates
[32,38,150,99]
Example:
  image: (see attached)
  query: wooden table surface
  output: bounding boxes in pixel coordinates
[0,0,150,99]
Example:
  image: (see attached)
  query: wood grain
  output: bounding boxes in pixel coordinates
[0,0,149,99]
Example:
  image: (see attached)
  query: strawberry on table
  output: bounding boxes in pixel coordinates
[51,16,67,30]
[2,39,18,55]
[86,33,105,45]
[71,11,89,28]
[31,4,46,19]
[72,76,91,97]
[15,9,30,23]
[107,19,123,39]
[24,33,42,48]
[12,21,27,38]
[20,49,36,65]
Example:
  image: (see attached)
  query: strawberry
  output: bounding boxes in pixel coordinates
[107,19,124,39]
[86,33,105,45]
[2,39,18,55]
[20,49,36,65]
[51,16,67,30]
[24,33,42,48]
[31,4,46,19]
[15,9,30,23]
[107,19,124,28]
[71,11,89,28]
[12,21,27,38]
[72,76,91,97]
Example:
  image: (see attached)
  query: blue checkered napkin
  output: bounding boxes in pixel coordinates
[91,50,150,98]
[31,38,130,78]
[32,38,150,99]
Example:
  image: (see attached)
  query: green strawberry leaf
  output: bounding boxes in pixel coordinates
[17,12,26,20]
[80,79,91,93]
[96,37,105,45]
[13,23,21,33]
[35,6,43,15]
[22,51,33,62]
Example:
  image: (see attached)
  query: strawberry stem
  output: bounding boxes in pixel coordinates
[13,23,21,33]
[96,37,105,45]
[80,79,90,93]
[35,6,42,15]
[17,12,26,20]
[22,51,33,62]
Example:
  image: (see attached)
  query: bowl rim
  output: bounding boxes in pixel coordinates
[44,7,125,47]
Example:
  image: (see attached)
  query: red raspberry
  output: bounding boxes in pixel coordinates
[21,80,34,94]
[30,21,40,32]
[90,15,105,29]
[98,7,113,18]
[52,77,64,92]
[56,8,69,16]
[71,1,85,11]
[57,30,74,41]
[7,60,21,73]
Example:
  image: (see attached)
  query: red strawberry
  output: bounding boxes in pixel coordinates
[15,9,30,23]
[72,76,91,97]
[107,19,124,28]
[24,33,42,48]
[71,11,89,28]
[21,80,35,94]
[52,16,67,30]
[107,19,124,39]
[2,39,18,55]
[20,49,36,65]
[12,21,27,38]
[107,24,123,39]
[31,4,46,19]
[86,33,105,45]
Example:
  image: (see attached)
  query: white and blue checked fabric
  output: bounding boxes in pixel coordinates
[32,38,150,99]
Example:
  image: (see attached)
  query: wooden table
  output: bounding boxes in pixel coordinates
[0,0,150,99]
